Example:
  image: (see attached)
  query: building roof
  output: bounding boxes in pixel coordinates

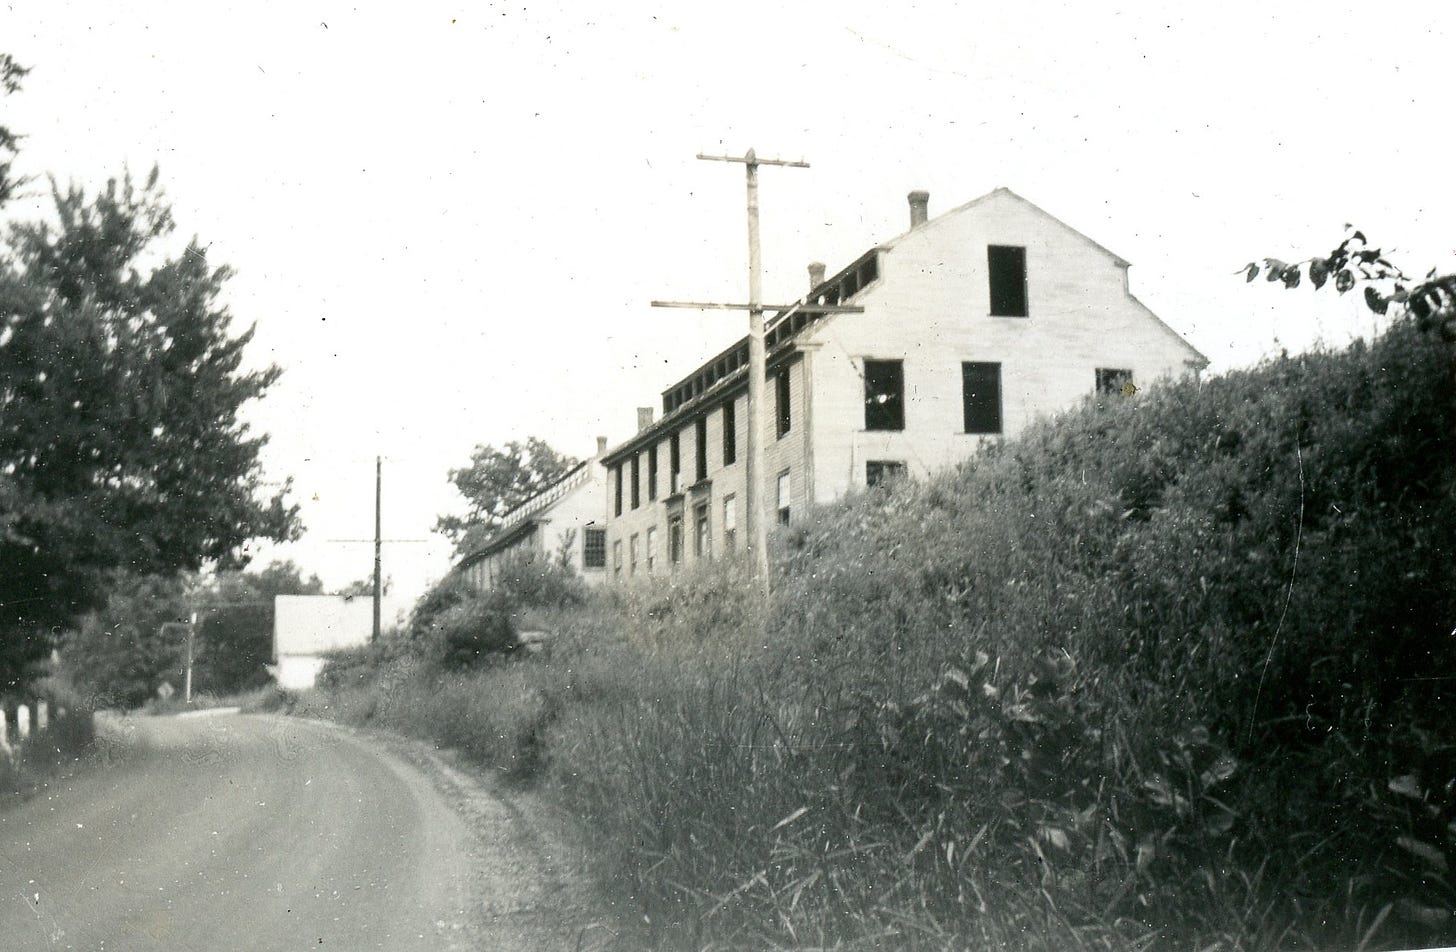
[601,186,1207,465]
[456,458,597,567]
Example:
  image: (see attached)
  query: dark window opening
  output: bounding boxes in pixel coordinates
[668,514,683,564]
[613,465,623,516]
[1096,368,1135,397]
[866,460,908,487]
[962,361,1003,434]
[583,527,607,568]
[694,502,710,559]
[864,359,905,431]
[722,399,737,466]
[648,445,659,500]
[695,416,708,481]
[775,370,791,438]
[630,454,641,510]
[669,432,681,494]
[988,245,1028,317]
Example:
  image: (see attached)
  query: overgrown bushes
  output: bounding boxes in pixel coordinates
[303,317,1455,950]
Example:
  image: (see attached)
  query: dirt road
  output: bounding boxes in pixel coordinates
[0,711,622,951]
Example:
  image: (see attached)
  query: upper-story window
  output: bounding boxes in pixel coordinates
[962,361,1003,434]
[775,370,791,438]
[695,416,708,482]
[613,465,623,516]
[722,399,737,466]
[630,454,641,510]
[648,445,659,501]
[669,431,682,494]
[987,245,1028,317]
[864,359,905,431]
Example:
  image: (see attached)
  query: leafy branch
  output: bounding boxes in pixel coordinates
[1242,228,1456,340]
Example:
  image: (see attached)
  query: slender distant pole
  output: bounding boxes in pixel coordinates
[185,611,196,703]
[373,456,382,641]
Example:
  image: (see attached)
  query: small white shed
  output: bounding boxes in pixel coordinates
[272,595,373,690]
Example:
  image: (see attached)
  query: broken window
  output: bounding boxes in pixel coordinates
[695,415,708,482]
[776,370,791,438]
[694,502,710,559]
[722,398,737,466]
[1096,368,1135,397]
[962,361,1003,434]
[670,431,681,494]
[723,494,737,551]
[864,359,905,431]
[866,460,908,487]
[987,245,1028,317]
[668,514,683,564]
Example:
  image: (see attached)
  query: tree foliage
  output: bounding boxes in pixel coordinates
[193,561,323,695]
[0,53,27,208]
[0,72,300,687]
[434,437,578,557]
[59,562,323,708]
[1243,227,1456,340]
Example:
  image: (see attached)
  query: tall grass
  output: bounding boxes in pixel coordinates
[303,318,1456,950]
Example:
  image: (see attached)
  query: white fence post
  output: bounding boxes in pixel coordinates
[36,700,48,733]
[0,706,9,758]
[16,703,29,740]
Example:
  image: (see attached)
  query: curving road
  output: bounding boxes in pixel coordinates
[0,712,606,951]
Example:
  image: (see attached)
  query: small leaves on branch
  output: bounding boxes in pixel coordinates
[1242,227,1456,341]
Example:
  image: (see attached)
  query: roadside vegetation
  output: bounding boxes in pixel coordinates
[301,313,1454,951]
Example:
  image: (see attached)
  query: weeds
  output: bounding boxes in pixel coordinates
[299,317,1455,950]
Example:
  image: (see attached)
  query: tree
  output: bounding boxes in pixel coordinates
[192,561,323,695]
[0,54,27,207]
[58,573,191,709]
[0,95,300,686]
[434,437,578,557]
[1243,228,1456,340]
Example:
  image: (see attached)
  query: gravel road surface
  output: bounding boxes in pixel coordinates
[0,711,623,951]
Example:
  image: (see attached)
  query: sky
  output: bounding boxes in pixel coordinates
[3,1,1452,622]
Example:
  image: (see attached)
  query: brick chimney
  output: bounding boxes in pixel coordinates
[596,435,608,457]
[636,407,654,432]
[808,261,826,290]
[908,190,929,228]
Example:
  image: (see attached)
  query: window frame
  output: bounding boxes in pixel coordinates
[630,453,641,510]
[987,245,1029,318]
[1095,367,1135,396]
[863,358,906,431]
[695,415,708,482]
[962,361,1004,435]
[723,493,737,551]
[647,444,659,501]
[866,460,908,487]
[613,464,623,516]
[722,398,737,466]
[582,527,607,569]
[775,369,791,439]
[776,469,791,525]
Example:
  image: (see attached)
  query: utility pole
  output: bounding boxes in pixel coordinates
[653,148,862,593]
[185,611,196,703]
[373,455,382,642]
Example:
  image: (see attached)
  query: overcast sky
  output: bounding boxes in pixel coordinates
[4,1,1451,620]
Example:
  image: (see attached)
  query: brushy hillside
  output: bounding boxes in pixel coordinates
[306,317,1456,952]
